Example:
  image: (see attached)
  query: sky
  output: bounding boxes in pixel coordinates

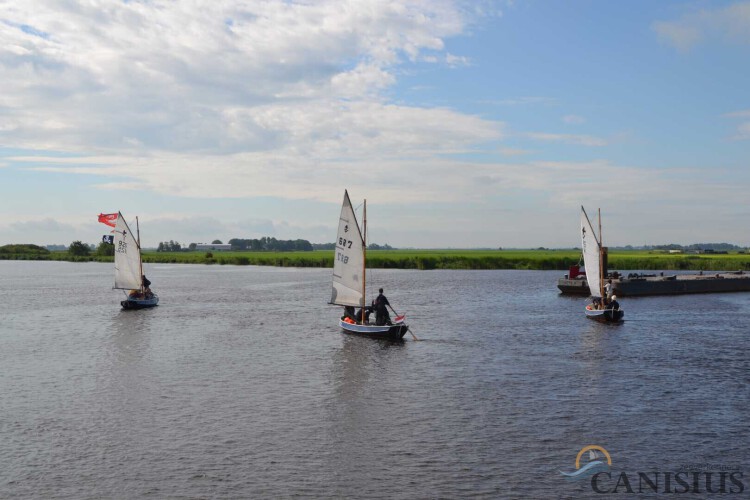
[0,0,748,248]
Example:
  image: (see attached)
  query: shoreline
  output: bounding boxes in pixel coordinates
[2,249,750,271]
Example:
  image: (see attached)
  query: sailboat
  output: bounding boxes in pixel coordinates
[99,212,159,309]
[580,206,623,322]
[330,190,409,340]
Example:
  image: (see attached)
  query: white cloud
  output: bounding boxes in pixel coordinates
[653,2,750,51]
[0,0,478,154]
[526,132,606,147]
[497,147,530,156]
[723,109,750,118]
[8,218,76,234]
[0,0,510,207]
[562,114,585,125]
[723,109,750,140]
[732,122,750,141]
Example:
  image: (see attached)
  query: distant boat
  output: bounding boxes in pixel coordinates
[101,212,159,309]
[581,207,623,323]
[330,190,408,340]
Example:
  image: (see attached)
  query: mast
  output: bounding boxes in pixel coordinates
[137,216,144,293]
[361,199,367,323]
[598,208,604,300]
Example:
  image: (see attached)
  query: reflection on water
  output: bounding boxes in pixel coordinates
[0,262,749,498]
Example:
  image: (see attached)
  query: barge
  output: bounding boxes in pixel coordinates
[558,265,750,297]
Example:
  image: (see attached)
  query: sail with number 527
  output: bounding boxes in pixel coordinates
[113,212,143,290]
[580,206,602,298]
[331,190,365,307]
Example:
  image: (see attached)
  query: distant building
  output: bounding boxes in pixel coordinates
[668,249,683,254]
[195,243,231,251]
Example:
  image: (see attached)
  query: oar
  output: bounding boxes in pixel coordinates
[389,305,419,341]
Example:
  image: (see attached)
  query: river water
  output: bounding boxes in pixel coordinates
[1,261,749,498]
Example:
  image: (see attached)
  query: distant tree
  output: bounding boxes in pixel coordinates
[69,240,91,256]
[96,241,115,256]
[0,244,50,255]
[227,237,314,251]
[189,242,197,251]
[156,240,182,252]
[212,239,222,245]
[368,242,393,250]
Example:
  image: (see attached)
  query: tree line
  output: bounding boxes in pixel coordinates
[153,237,316,252]
[228,237,313,251]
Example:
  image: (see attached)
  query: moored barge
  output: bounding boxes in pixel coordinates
[558,265,750,297]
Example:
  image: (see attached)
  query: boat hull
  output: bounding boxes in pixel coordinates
[559,273,750,296]
[121,294,159,310]
[585,305,624,323]
[339,319,409,340]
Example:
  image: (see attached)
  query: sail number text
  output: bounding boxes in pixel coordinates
[117,241,128,254]
[337,237,354,264]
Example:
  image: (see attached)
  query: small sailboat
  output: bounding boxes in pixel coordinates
[330,190,408,340]
[580,206,623,322]
[99,212,159,309]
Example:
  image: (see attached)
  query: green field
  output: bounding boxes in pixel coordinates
[4,246,749,271]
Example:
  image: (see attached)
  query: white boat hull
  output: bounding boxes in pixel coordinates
[585,304,623,323]
[339,319,409,340]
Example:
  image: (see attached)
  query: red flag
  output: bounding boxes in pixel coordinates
[98,213,118,227]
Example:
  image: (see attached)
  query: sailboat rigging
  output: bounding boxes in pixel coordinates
[581,206,623,323]
[330,190,409,340]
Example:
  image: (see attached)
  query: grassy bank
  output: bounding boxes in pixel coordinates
[3,248,750,271]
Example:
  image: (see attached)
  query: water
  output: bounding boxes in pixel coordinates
[1,261,749,498]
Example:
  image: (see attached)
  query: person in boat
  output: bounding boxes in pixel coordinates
[608,295,620,311]
[342,306,358,323]
[142,275,153,298]
[356,304,373,324]
[604,279,613,300]
[374,288,392,326]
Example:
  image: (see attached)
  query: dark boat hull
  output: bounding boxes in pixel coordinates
[339,319,408,340]
[585,305,624,323]
[559,273,750,296]
[121,294,159,310]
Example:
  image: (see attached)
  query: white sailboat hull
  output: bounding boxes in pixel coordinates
[339,318,409,340]
[585,304,624,322]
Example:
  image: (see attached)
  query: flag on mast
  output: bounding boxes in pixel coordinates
[98,213,118,227]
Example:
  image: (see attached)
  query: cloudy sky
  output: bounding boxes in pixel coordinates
[1,0,748,248]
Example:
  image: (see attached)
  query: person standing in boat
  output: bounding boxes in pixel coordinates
[604,279,613,300]
[374,288,392,326]
[142,275,153,298]
[608,295,620,311]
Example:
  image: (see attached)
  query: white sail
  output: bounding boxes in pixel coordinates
[331,190,365,307]
[113,212,143,290]
[580,206,602,298]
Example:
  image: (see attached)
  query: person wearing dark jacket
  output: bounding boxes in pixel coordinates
[608,295,620,311]
[356,305,373,324]
[374,288,392,326]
